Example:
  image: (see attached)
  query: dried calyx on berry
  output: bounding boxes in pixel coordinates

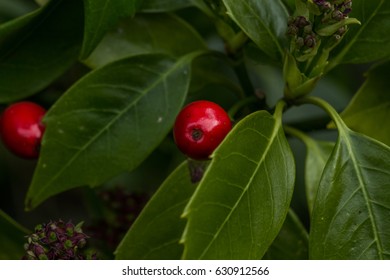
[23,220,97,260]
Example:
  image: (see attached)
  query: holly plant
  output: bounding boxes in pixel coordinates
[0,0,389,260]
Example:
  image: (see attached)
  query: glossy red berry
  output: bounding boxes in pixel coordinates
[173,100,232,160]
[0,101,46,159]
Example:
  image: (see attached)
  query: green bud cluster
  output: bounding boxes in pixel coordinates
[287,16,320,62]
[287,0,359,62]
[283,0,360,99]
[23,220,97,260]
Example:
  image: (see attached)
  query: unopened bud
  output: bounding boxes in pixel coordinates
[304,35,316,48]
[332,10,345,21]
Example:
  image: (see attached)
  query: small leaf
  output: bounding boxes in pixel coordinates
[0,209,30,260]
[0,0,83,103]
[222,0,288,63]
[85,13,206,68]
[309,116,390,259]
[263,209,308,260]
[115,161,197,259]
[80,0,143,59]
[26,53,198,210]
[181,102,295,259]
[338,61,390,147]
[330,0,390,66]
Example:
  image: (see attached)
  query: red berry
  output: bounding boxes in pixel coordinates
[173,100,232,160]
[0,101,46,159]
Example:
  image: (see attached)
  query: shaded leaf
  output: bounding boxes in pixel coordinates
[222,0,288,63]
[0,0,83,103]
[0,209,30,260]
[0,0,37,22]
[181,103,295,259]
[304,139,334,215]
[115,161,197,259]
[310,114,390,259]
[263,209,308,260]
[189,54,242,98]
[81,0,143,59]
[26,53,198,210]
[330,0,390,66]
[285,126,335,215]
[85,13,206,68]
[338,61,390,146]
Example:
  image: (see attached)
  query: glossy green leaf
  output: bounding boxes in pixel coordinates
[85,13,206,68]
[263,209,309,260]
[306,98,390,260]
[339,61,390,147]
[115,161,197,259]
[330,0,390,66]
[26,53,197,210]
[81,0,142,59]
[0,0,83,103]
[222,0,288,63]
[181,102,295,259]
[0,210,30,260]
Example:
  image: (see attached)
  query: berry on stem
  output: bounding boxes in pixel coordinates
[173,100,232,160]
[0,101,46,159]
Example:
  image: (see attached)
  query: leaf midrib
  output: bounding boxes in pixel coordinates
[197,114,281,259]
[30,55,188,205]
[341,129,384,259]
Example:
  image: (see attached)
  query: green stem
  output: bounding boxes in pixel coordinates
[227,31,249,55]
[274,99,287,120]
[294,96,347,132]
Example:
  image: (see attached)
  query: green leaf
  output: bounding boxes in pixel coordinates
[285,126,334,215]
[338,61,390,147]
[0,0,83,103]
[222,0,288,63]
[0,0,37,22]
[304,139,334,215]
[84,13,206,68]
[263,209,309,260]
[0,209,30,260]
[81,0,143,59]
[330,0,390,66]
[181,102,295,259]
[26,53,198,210]
[115,161,197,259]
[189,54,243,99]
[302,97,390,259]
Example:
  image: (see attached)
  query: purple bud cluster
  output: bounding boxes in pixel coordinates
[287,16,318,51]
[23,220,96,260]
[314,0,353,21]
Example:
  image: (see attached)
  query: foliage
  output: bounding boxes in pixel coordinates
[0,0,389,260]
